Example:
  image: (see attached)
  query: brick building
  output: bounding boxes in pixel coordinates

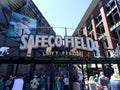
[73,0,120,57]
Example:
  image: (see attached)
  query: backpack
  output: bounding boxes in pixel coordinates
[30,79,39,89]
[5,79,13,88]
[100,76,109,89]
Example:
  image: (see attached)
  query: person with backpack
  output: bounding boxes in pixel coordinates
[5,75,14,90]
[30,75,39,90]
[98,72,110,90]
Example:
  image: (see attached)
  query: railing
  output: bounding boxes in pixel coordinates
[110,20,120,31]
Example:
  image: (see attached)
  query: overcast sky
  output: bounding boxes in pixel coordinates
[33,0,92,37]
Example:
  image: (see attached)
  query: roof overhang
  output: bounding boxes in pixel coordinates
[73,0,101,36]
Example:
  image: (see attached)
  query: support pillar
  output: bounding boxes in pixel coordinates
[68,63,73,90]
[86,60,89,78]
[50,63,55,90]
[100,7,113,49]
[108,61,113,78]
[6,63,14,78]
[30,62,35,79]
[15,63,19,75]
[101,61,105,75]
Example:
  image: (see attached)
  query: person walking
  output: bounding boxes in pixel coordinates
[30,75,39,90]
[88,76,97,90]
[12,74,24,90]
[110,65,120,90]
[98,71,109,90]
[94,74,99,83]
[0,76,4,90]
[39,75,46,90]
[77,72,83,90]
[63,75,69,90]
[72,76,80,90]
[5,75,14,90]
[54,76,61,90]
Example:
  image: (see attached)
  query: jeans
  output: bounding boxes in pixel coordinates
[110,80,120,90]
[79,81,83,90]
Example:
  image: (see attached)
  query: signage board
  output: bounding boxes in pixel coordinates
[7,12,37,41]
[20,35,97,52]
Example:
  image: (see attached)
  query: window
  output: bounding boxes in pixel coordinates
[95,14,102,24]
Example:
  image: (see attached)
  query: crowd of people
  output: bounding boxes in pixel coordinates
[85,72,109,90]
[0,73,69,90]
[84,68,120,90]
[0,66,120,90]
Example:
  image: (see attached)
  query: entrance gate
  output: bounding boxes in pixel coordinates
[0,56,120,90]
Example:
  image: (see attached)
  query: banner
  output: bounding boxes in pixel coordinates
[7,12,37,41]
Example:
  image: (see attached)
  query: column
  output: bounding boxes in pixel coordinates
[6,63,14,78]
[108,61,113,78]
[86,60,89,78]
[83,26,88,36]
[50,63,55,90]
[101,61,105,75]
[68,63,73,90]
[100,7,113,49]
[95,63,98,70]
[91,19,99,45]
[30,62,35,79]
[15,64,19,75]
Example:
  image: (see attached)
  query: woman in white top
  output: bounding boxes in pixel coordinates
[110,65,120,90]
[12,75,24,90]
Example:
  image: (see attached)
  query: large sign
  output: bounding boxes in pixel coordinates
[7,12,37,41]
[20,35,97,51]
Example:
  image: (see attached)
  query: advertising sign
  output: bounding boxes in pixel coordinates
[7,12,37,41]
